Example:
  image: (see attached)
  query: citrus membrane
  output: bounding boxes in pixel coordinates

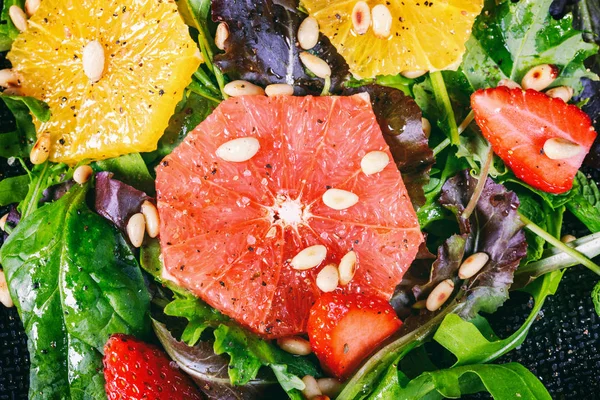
[302,0,483,78]
[8,0,200,164]
[156,94,423,337]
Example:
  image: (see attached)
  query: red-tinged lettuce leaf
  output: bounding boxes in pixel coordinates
[211,0,350,94]
[440,171,528,318]
[153,320,286,400]
[94,171,151,232]
[344,85,435,208]
[391,235,465,319]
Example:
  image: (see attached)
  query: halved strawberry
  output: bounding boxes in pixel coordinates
[471,86,597,194]
[307,293,402,379]
[103,334,202,400]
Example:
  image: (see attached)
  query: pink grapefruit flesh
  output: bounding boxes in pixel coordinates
[155,94,423,338]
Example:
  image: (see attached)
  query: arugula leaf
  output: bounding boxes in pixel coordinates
[0,96,49,158]
[440,171,528,318]
[153,319,285,400]
[344,85,434,208]
[463,0,598,93]
[0,183,150,399]
[393,363,551,400]
[0,0,24,52]
[0,174,28,206]
[162,294,320,398]
[18,162,71,218]
[566,171,600,232]
[211,0,349,94]
[434,270,563,366]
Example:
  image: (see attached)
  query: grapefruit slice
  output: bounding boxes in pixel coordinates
[155,94,423,337]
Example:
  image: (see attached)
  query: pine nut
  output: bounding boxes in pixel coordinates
[521,64,558,91]
[361,150,389,175]
[301,375,322,399]
[216,137,261,162]
[401,70,427,79]
[277,336,312,355]
[141,200,160,238]
[25,0,40,16]
[546,86,573,103]
[0,270,13,308]
[73,165,93,184]
[0,69,19,88]
[30,133,50,165]
[316,264,339,293]
[298,16,319,50]
[317,378,342,398]
[223,80,265,97]
[338,250,357,285]
[497,79,521,89]
[561,234,577,244]
[543,138,582,160]
[265,83,294,97]
[82,40,105,83]
[215,22,229,50]
[127,213,146,248]
[291,244,327,270]
[299,52,331,79]
[422,117,431,138]
[351,1,371,35]
[0,214,7,232]
[9,5,27,32]
[322,188,359,210]
[458,252,489,280]
[371,4,392,39]
[426,279,454,311]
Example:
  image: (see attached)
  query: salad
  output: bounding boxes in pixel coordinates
[0,0,599,398]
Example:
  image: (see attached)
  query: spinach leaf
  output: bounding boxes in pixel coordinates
[433,270,563,366]
[463,0,598,93]
[211,0,350,94]
[94,153,155,195]
[153,320,286,400]
[393,363,551,400]
[566,171,600,232]
[0,174,28,206]
[144,92,216,168]
[343,85,434,208]
[0,0,24,52]
[440,171,528,318]
[0,183,151,399]
[1,95,51,122]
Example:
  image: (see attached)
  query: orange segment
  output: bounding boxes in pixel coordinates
[8,0,200,164]
[302,0,483,78]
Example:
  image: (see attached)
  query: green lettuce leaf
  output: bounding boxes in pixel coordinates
[0,183,151,400]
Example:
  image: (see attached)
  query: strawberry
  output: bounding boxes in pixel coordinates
[471,86,597,194]
[103,334,202,400]
[307,293,402,379]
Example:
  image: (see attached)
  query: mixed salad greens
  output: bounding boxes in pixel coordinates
[1,0,600,398]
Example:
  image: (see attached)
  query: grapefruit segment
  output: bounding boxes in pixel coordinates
[156,94,423,337]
